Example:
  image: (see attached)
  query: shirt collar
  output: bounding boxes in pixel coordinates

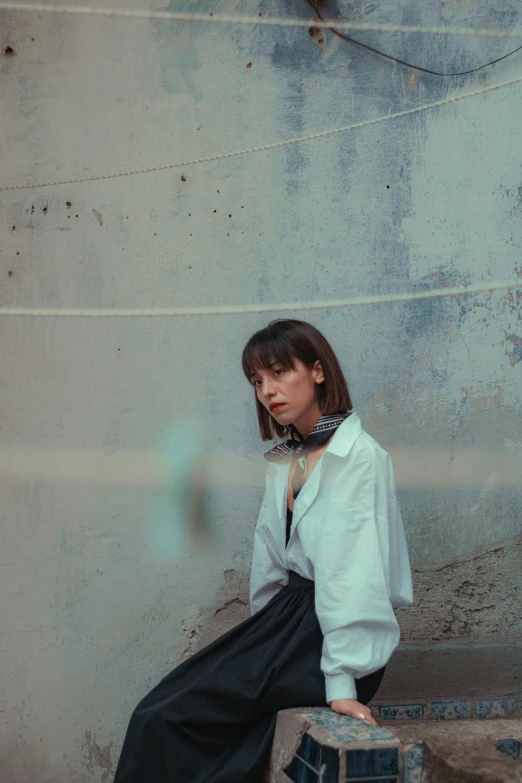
[270,410,362,468]
[323,410,362,457]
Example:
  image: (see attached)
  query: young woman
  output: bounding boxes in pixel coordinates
[113,319,413,783]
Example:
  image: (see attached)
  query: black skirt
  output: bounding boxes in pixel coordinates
[113,572,386,783]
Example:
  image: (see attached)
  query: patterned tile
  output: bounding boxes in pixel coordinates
[373,695,521,722]
[475,698,518,719]
[329,724,396,743]
[428,700,470,720]
[302,711,395,742]
[301,710,336,728]
[345,747,399,778]
[378,704,425,720]
[402,743,424,783]
[496,738,521,762]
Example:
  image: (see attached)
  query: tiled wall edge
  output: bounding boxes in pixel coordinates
[371,696,520,720]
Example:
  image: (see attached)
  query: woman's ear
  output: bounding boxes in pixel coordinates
[313,360,325,385]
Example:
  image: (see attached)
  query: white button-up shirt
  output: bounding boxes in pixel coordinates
[249,411,413,703]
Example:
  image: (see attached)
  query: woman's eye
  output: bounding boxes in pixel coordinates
[251,369,283,386]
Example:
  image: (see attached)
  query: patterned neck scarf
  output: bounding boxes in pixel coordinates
[264,411,352,501]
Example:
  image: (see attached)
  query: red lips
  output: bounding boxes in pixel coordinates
[269,403,286,412]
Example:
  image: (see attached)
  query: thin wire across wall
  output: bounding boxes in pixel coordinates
[0,280,518,319]
[1,74,521,192]
[0,2,521,40]
[306,0,522,76]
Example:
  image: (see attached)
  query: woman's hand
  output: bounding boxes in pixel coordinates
[329,698,378,726]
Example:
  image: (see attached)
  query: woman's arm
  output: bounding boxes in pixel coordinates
[314,446,402,703]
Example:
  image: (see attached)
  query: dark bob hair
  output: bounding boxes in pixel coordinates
[242,319,352,440]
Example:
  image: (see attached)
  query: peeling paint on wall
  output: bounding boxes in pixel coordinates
[505,332,522,366]
[81,731,115,783]
[397,533,522,640]
[181,568,250,659]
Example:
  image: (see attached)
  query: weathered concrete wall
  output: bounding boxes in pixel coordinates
[0,0,521,780]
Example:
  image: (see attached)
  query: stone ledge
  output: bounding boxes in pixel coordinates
[269,710,522,783]
[387,719,522,783]
[268,708,401,783]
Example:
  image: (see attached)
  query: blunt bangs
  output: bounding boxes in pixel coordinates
[241,330,297,383]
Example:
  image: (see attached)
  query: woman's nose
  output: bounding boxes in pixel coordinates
[261,379,276,398]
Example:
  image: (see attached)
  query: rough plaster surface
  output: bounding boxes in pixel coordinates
[180,568,250,658]
[377,641,522,701]
[1,0,521,780]
[388,720,522,783]
[269,714,522,783]
[398,533,522,640]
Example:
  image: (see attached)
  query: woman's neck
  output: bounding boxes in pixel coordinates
[292,406,323,439]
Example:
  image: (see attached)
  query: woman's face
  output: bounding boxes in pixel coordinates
[250,357,324,432]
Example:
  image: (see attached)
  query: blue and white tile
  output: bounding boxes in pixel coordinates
[402,743,424,783]
[378,704,425,720]
[302,712,395,742]
[475,698,518,719]
[428,700,470,720]
[329,724,396,742]
[496,738,521,762]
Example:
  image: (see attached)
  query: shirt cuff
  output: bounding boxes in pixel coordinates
[325,672,357,703]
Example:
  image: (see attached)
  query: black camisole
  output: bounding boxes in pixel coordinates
[286,506,293,547]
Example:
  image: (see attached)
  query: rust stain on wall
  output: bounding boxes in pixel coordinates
[408,69,419,90]
[308,26,326,47]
